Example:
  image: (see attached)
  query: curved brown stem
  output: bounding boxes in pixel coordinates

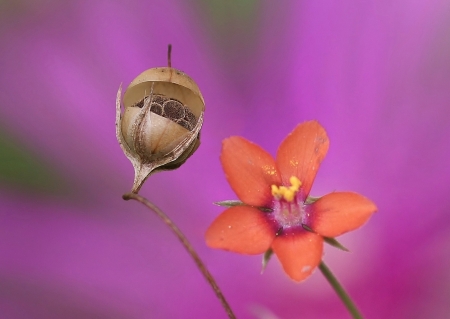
[122,192,236,319]
[167,44,172,67]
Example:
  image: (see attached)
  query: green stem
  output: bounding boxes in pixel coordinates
[318,260,364,319]
[123,192,236,319]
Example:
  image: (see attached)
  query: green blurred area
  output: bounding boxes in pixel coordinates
[198,0,260,31]
[0,130,69,195]
[197,0,261,91]
[198,0,260,48]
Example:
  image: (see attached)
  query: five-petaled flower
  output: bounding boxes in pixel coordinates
[205,120,377,282]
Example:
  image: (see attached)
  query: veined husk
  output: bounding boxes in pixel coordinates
[116,67,205,193]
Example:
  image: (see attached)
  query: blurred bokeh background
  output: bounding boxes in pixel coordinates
[1,1,449,318]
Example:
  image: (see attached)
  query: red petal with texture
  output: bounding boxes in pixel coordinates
[276,121,329,199]
[271,231,323,282]
[205,206,276,255]
[307,192,377,237]
[221,137,281,207]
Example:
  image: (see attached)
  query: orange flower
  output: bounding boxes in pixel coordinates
[205,120,377,282]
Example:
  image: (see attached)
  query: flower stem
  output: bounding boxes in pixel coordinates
[318,260,364,319]
[122,192,236,319]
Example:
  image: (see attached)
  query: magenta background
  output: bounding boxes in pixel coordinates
[1,1,450,318]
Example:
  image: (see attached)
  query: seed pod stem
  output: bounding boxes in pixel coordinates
[168,44,172,68]
[122,192,237,318]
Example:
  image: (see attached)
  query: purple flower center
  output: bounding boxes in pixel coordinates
[270,176,307,231]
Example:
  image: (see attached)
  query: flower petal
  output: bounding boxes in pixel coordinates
[276,121,329,198]
[205,206,276,255]
[307,192,377,237]
[271,231,323,282]
[221,137,281,207]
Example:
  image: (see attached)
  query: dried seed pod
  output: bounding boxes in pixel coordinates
[116,67,205,193]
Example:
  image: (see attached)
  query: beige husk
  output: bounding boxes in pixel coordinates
[116,67,205,193]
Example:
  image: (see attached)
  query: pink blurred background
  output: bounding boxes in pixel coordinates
[1,1,449,318]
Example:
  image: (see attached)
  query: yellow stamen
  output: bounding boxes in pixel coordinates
[271,176,302,202]
[271,185,279,195]
[289,176,301,191]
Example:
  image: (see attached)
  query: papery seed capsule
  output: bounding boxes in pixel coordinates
[116,51,205,193]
